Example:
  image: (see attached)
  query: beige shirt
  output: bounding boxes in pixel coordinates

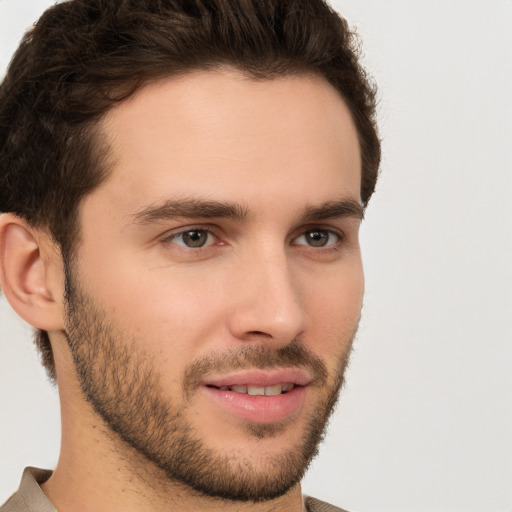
[0,469,56,512]
[1,467,349,512]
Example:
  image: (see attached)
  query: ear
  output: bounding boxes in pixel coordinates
[0,213,66,331]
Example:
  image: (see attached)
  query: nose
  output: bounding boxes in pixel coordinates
[228,247,305,346]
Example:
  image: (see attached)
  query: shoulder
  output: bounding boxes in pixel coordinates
[1,493,26,512]
[304,495,351,512]
[1,468,56,512]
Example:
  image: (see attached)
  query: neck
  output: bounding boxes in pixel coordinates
[42,410,306,512]
[42,351,306,512]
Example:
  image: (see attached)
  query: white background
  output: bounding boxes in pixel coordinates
[1,1,511,511]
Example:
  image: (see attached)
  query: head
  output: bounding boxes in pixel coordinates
[0,0,380,503]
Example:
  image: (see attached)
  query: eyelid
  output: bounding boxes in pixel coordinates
[291,226,345,247]
[158,223,345,248]
[161,225,223,247]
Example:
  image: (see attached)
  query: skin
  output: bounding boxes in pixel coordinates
[0,69,363,512]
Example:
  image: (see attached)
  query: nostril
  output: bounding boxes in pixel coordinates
[245,331,272,338]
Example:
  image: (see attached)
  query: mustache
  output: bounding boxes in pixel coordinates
[182,340,329,395]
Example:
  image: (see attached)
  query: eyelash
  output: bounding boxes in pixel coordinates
[162,226,344,251]
[293,229,343,249]
[163,227,220,249]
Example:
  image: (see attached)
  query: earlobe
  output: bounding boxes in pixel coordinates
[0,214,66,331]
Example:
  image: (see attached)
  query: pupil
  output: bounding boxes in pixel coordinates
[183,230,207,247]
[308,231,327,247]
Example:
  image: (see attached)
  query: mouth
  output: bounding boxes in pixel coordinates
[201,369,311,424]
[206,383,296,396]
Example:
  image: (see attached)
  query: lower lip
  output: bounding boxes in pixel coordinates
[202,386,308,424]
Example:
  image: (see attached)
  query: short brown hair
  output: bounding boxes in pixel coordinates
[0,0,380,381]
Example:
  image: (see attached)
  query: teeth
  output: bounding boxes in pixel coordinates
[247,385,265,396]
[222,384,295,396]
[264,384,282,396]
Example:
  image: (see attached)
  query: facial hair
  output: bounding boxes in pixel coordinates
[64,272,355,502]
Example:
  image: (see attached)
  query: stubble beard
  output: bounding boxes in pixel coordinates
[63,272,355,502]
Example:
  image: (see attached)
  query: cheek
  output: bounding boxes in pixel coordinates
[306,269,363,384]
[96,266,229,358]
[302,262,364,341]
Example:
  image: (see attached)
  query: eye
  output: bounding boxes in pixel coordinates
[166,229,216,248]
[293,229,342,248]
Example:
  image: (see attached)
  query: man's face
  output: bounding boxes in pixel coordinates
[64,70,363,500]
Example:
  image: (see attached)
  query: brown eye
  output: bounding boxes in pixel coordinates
[294,229,341,248]
[306,230,328,247]
[169,229,214,248]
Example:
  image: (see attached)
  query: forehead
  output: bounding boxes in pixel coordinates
[90,70,361,216]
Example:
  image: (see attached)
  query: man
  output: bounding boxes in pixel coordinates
[0,0,380,511]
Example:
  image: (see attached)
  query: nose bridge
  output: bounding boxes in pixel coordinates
[229,241,305,343]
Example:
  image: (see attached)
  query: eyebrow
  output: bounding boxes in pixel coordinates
[131,198,250,225]
[300,199,364,222]
[130,196,363,226]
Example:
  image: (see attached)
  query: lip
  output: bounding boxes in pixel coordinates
[202,368,313,388]
[201,368,312,424]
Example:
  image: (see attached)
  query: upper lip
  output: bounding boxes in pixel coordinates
[202,368,313,388]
